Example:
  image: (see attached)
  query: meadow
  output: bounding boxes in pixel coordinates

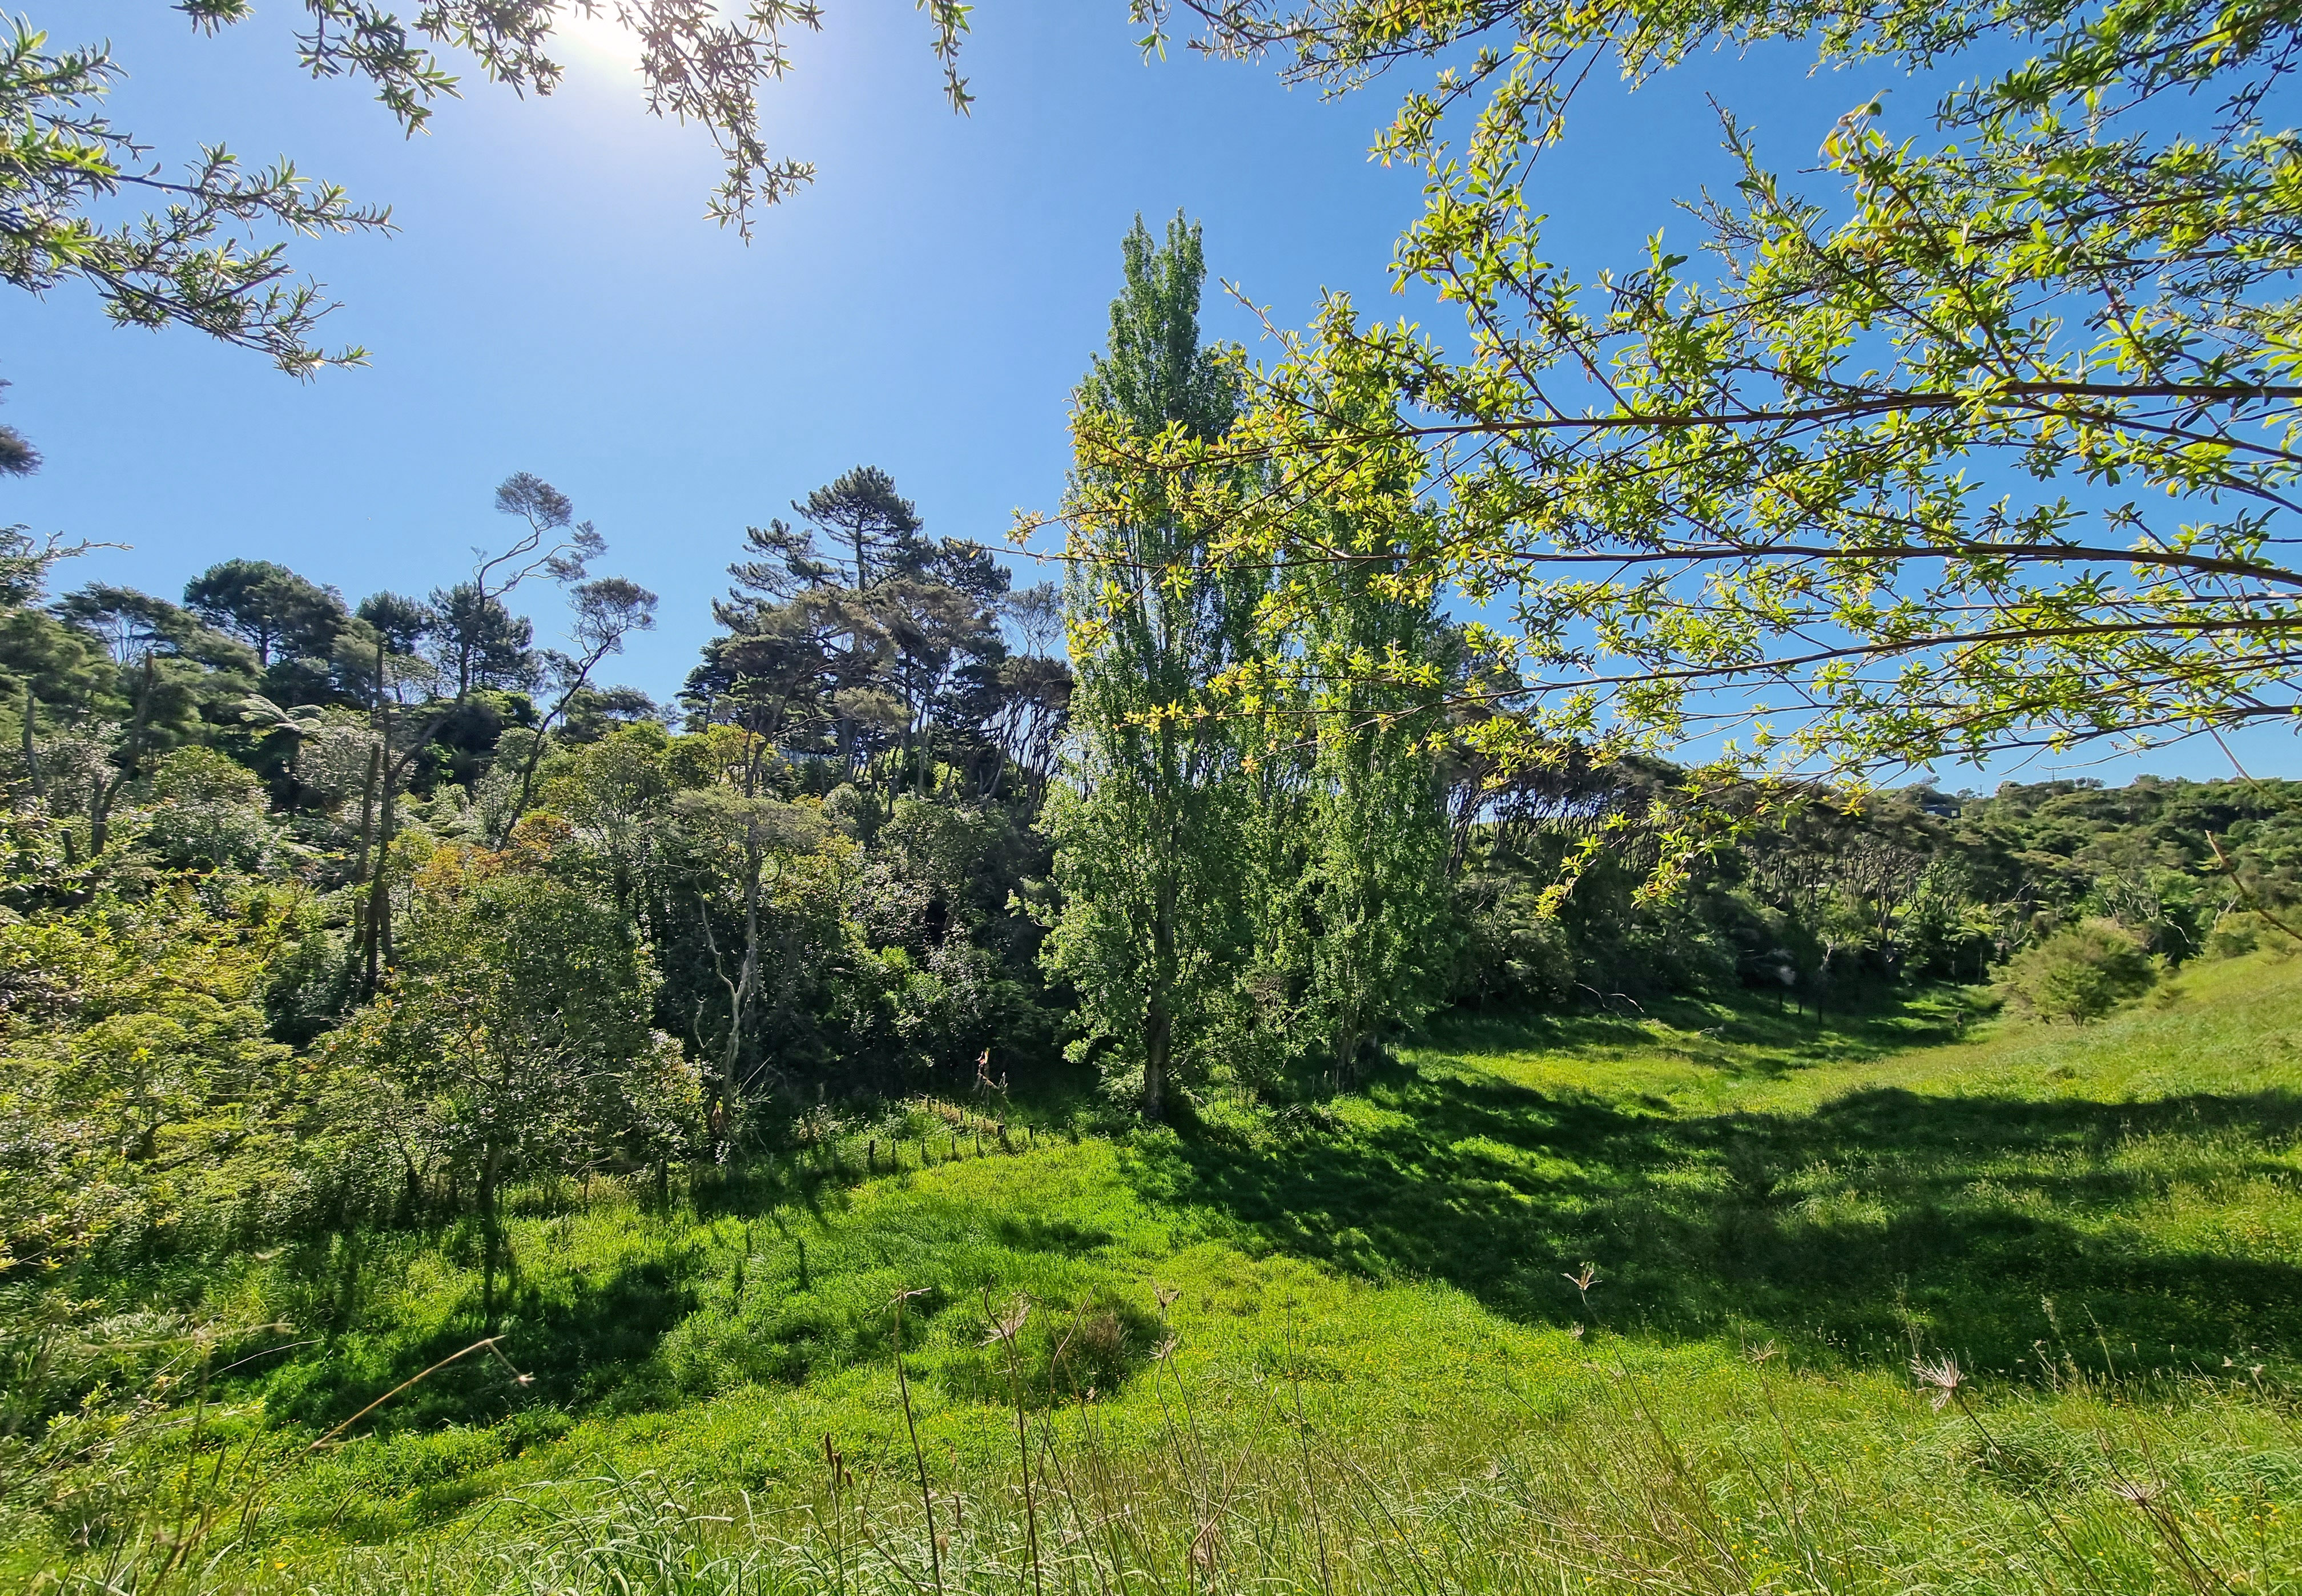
[16,950,2302,1593]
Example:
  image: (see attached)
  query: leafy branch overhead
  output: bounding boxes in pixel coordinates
[1118,0,2302,788]
[0,22,391,376]
[2,1,976,372]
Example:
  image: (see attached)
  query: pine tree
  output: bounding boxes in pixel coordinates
[796,466,926,592]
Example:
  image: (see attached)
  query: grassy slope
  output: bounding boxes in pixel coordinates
[35,954,2302,1582]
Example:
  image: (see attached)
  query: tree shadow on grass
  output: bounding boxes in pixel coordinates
[259,1250,701,1432]
[1129,1055,2302,1376]
[1428,981,1982,1080]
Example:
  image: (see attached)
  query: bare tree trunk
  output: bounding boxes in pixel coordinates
[478,1142,504,1328]
[377,752,396,968]
[708,736,772,1121]
[353,743,380,886]
[365,696,396,997]
[494,635,625,846]
[20,684,42,807]
[90,654,155,857]
[721,832,764,1097]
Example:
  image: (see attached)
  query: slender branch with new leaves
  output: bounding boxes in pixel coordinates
[1110,0,2302,796]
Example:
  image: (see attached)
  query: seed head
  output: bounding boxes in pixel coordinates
[981,1293,1029,1347]
[1911,1353,1965,1410]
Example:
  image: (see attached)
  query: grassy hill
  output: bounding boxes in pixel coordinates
[18,953,2302,1593]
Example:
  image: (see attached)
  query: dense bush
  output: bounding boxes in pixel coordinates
[1998,920,2159,1025]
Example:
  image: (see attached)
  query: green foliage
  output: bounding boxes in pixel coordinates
[0,862,357,1276]
[1999,920,2160,1023]
[1248,485,1458,1086]
[2207,910,2298,960]
[142,746,279,873]
[1047,215,1265,1118]
[1049,215,1462,1110]
[183,559,347,672]
[0,18,388,372]
[1443,769,2302,1016]
[0,605,112,724]
[1130,0,2302,813]
[349,845,691,1209]
[694,467,1025,804]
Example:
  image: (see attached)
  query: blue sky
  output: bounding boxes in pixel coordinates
[9,2,2291,789]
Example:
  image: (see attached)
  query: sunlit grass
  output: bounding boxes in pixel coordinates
[14,953,2302,1590]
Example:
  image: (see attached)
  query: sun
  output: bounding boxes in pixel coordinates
[549,3,646,76]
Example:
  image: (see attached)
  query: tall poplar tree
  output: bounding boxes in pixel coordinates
[1279,525,1456,1087]
[1231,389,1457,1090]
[1044,215,1265,1119]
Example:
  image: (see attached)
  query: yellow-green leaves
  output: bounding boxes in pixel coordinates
[1156,0,2302,812]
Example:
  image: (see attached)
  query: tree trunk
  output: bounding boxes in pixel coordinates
[19,684,42,807]
[366,699,397,997]
[717,828,764,1106]
[89,654,155,858]
[350,743,381,978]
[478,1143,503,1327]
[1144,872,1176,1120]
[1143,989,1170,1121]
[353,743,380,882]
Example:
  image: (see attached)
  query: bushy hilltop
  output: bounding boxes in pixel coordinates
[1453,765,2302,1011]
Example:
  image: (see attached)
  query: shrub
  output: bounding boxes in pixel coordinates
[2207,910,2300,961]
[143,746,278,872]
[1999,919,2157,1024]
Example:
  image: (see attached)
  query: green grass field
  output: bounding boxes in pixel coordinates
[19,953,2302,1592]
